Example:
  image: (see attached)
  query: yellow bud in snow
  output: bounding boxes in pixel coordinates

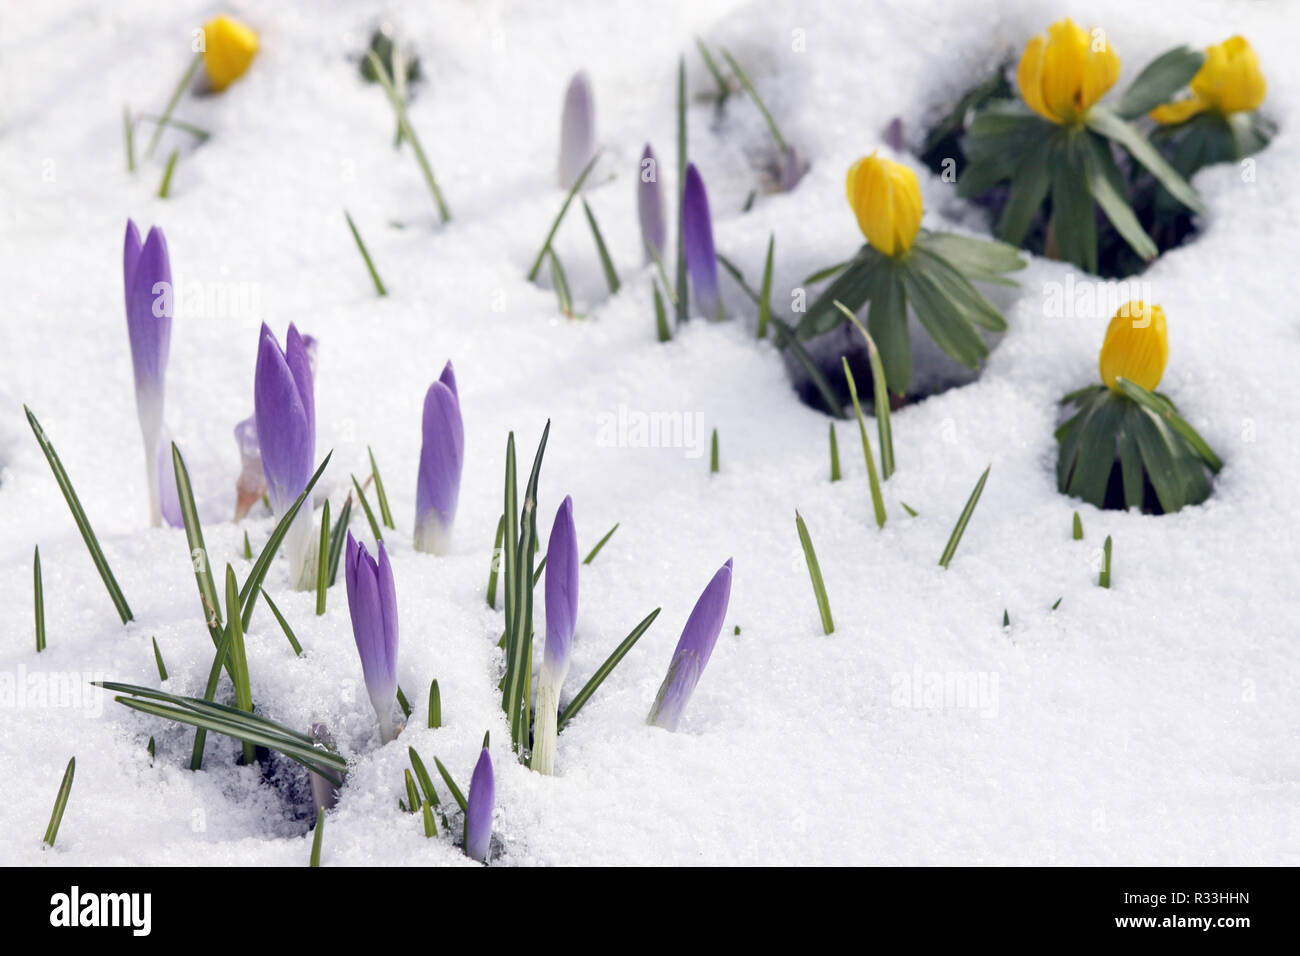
[1099,301,1168,393]
[202,16,259,93]
[844,154,922,257]
[1017,19,1120,125]
[1150,36,1266,125]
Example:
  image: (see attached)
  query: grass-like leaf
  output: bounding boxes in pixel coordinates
[795,511,834,634]
[396,685,413,720]
[366,50,451,222]
[351,474,384,543]
[224,566,255,764]
[404,769,421,814]
[1100,535,1113,589]
[939,465,991,569]
[368,447,395,529]
[327,495,352,586]
[172,443,224,653]
[1051,596,1063,610]
[433,756,468,813]
[428,679,441,729]
[757,234,774,339]
[243,531,253,560]
[526,151,602,281]
[582,523,620,565]
[157,149,180,198]
[503,423,550,757]
[261,588,303,656]
[710,429,719,474]
[716,253,762,305]
[487,514,505,608]
[653,280,671,342]
[104,681,346,782]
[557,607,661,731]
[829,423,841,482]
[123,104,135,173]
[408,747,440,807]
[144,53,199,159]
[25,406,132,624]
[34,546,45,653]
[719,48,787,153]
[841,358,887,528]
[315,499,331,616]
[345,211,388,295]
[310,809,324,866]
[42,756,75,848]
[422,800,437,837]
[152,637,168,681]
[582,199,620,293]
[695,37,731,102]
[548,249,578,318]
[238,453,333,630]
[1072,511,1083,540]
[900,501,918,517]
[835,301,895,479]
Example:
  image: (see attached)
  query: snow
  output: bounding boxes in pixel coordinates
[2,0,1298,866]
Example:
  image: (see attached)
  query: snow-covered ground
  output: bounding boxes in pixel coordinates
[2,0,1298,866]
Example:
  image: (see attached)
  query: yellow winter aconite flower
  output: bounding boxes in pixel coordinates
[202,16,259,92]
[1017,19,1120,125]
[1150,36,1266,125]
[1099,301,1168,393]
[845,154,922,257]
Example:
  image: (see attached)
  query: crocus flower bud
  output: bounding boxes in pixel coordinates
[1099,301,1168,393]
[530,496,578,775]
[647,559,733,731]
[558,71,595,190]
[779,144,807,192]
[464,746,494,863]
[232,416,266,521]
[845,154,922,257]
[201,15,259,93]
[681,163,723,320]
[1017,19,1120,125]
[1151,36,1266,125]
[638,144,666,264]
[414,361,464,555]
[345,533,400,742]
[123,219,173,527]
[254,322,317,589]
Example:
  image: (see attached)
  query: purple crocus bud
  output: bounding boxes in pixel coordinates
[254,322,317,588]
[413,361,464,554]
[123,219,173,526]
[157,427,182,528]
[681,164,723,321]
[233,339,316,522]
[638,143,666,265]
[345,532,400,742]
[464,746,494,863]
[647,558,733,731]
[530,495,579,775]
[883,117,904,153]
[232,416,266,521]
[557,70,595,190]
[779,144,807,192]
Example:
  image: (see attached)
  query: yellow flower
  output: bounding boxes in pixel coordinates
[202,16,259,92]
[845,154,922,257]
[1150,36,1265,125]
[1017,19,1120,125]
[1099,301,1168,392]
